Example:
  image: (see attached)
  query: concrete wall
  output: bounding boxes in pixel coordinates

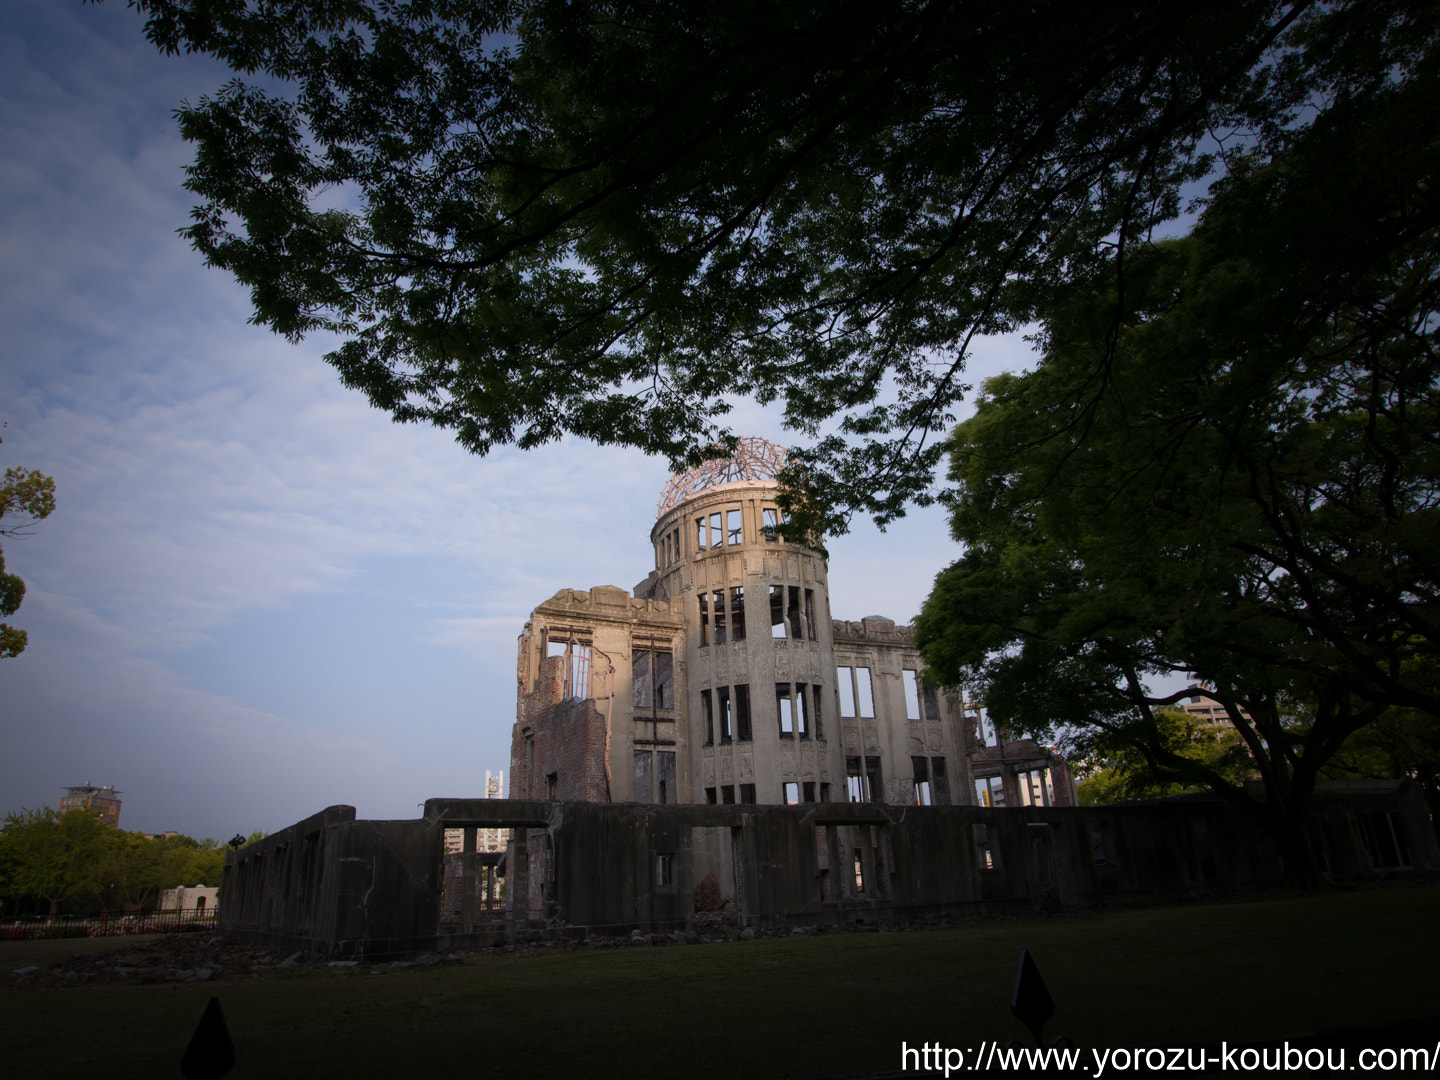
[216,783,1439,960]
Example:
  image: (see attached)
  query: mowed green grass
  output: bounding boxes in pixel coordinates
[2,887,1437,1080]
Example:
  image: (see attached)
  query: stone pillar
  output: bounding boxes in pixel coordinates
[461,827,476,928]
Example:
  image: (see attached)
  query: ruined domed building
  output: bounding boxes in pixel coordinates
[215,462,1436,959]
[511,437,976,809]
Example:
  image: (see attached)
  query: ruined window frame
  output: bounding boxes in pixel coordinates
[729,586,746,641]
[727,507,743,546]
[770,584,787,639]
[735,684,752,741]
[795,682,810,738]
[721,785,735,805]
[811,684,825,740]
[699,593,711,646]
[865,756,883,803]
[633,650,652,709]
[776,684,794,739]
[902,670,922,721]
[762,506,781,543]
[739,783,756,804]
[845,756,870,802]
[787,585,803,638]
[1017,769,1050,807]
[718,685,733,743]
[802,781,816,803]
[855,668,875,718]
[837,666,857,717]
[804,588,817,641]
[653,651,673,710]
[657,751,676,806]
[705,787,717,805]
[702,689,714,745]
[912,756,931,806]
[712,589,727,644]
[783,781,800,805]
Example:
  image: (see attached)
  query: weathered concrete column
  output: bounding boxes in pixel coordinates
[461,826,477,929]
[509,828,529,930]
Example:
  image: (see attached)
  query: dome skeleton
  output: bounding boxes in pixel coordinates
[656,437,788,518]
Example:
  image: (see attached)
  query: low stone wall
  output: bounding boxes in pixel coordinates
[217,783,1438,961]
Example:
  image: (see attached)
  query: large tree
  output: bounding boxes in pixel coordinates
[914,55,1439,885]
[0,455,57,658]
[0,807,112,915]
[106,0,1430,532]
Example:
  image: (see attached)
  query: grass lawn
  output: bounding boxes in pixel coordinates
[2,886,1437,1079]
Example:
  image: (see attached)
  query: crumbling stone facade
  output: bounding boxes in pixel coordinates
[511,438,975,811]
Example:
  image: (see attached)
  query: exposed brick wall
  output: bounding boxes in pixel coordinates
[512,656,611,803]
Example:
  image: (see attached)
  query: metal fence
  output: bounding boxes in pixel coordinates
[0,909,220,941]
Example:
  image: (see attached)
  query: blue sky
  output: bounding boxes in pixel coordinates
[1,0,1034,840]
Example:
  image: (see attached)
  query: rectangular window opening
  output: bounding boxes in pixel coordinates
[804,589,817,641]
[633,650,651,709]
[654,652,673,709]
[783,781,800,805]
[712,590,727,644]
[838,666,856,718]
[770,585,787,638]
[902,670,921,721]
[657,853,674,886]
[856,668,875,718]
[735,684,752,741]
[787,585,803,638]
[802,781,816,803]
[912,756,931,806]
[702,690,714,746]
[740,783,756,804]
[777,684,794,738]
[727,507,743,546]
[796,683,810,738]
[718,686,733,743]
[721,785,735,805]
[763,507,781,543]
[729,586,746,641]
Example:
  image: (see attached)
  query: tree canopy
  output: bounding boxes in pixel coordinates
[0,450,57,658]
[913,48,1439,883]
[106,0,1432,532]
[0,808,227,915]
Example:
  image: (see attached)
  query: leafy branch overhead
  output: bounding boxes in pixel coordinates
[105,0,1403,533]
[1,463,57,659]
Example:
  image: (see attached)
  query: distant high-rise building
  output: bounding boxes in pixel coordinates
[59,783,122,827]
